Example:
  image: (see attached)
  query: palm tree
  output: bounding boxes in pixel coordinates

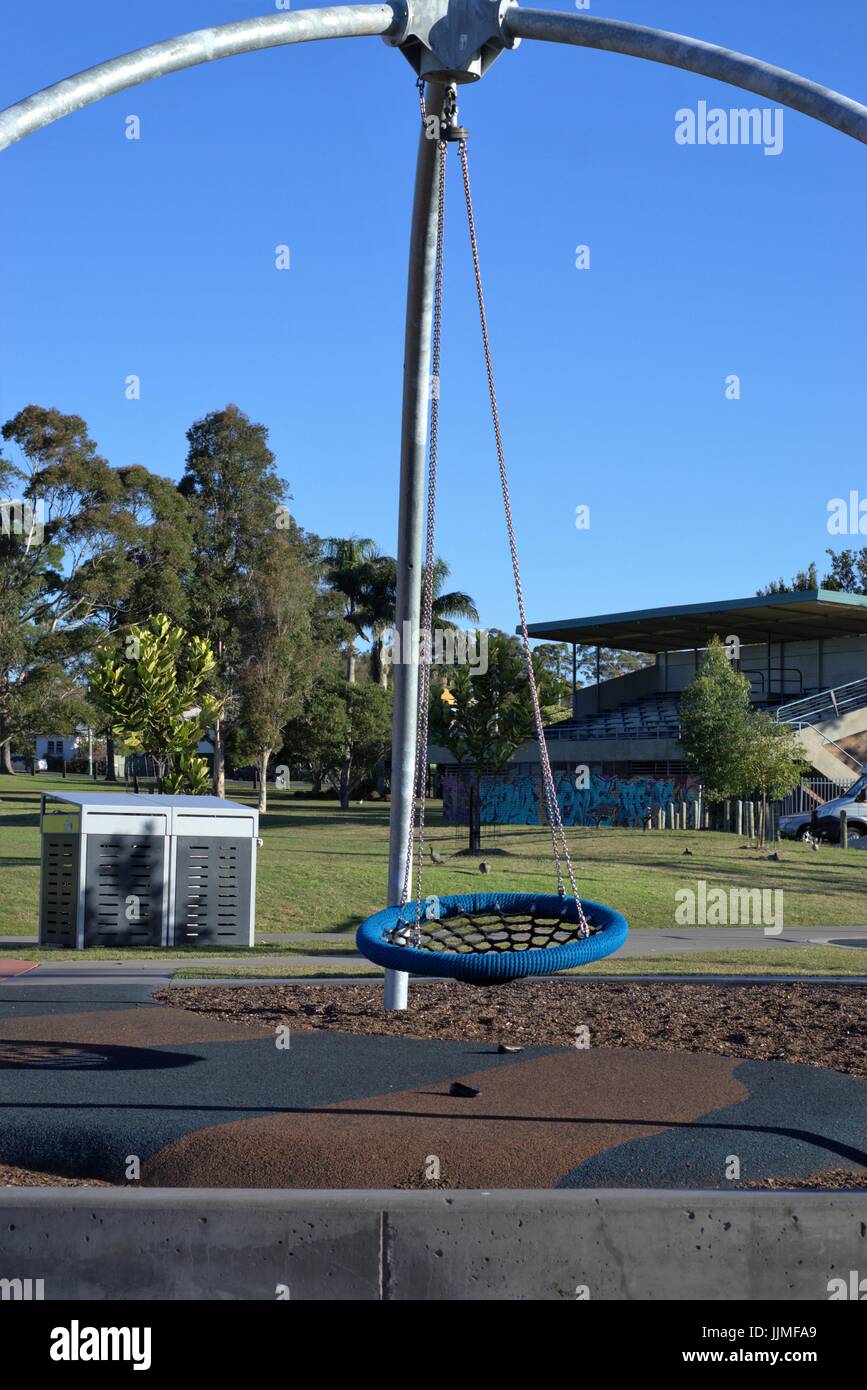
[367,555,480,687]
[321,537,379,683]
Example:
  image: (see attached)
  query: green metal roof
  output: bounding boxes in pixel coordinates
[524,590,867,654]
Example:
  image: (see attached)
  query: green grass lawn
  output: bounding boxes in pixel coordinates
[0,943,355,962]
[2,772,866,940]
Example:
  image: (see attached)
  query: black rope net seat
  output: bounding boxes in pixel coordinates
[357,892,628,983]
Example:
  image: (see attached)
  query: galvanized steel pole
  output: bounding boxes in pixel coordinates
[0,6,398,153]
[384,82,446,1011]
[503,9,867,146]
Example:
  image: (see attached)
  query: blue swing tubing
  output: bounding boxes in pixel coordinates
[356,94,628,986]
[358,893,629,984]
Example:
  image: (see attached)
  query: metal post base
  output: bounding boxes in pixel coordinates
[384,968,409,1011]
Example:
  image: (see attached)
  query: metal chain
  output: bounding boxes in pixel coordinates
[400,85,588,937]
[457,137,588,932]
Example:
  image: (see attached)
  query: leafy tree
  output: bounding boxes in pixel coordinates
[757,563,818,596]
[337,684,392,810]
[0,408,126,774]
[681,638,807,840]
[90,614,222,793]
[429,633,553,849]
[735,710,808,846]
[282,680,392,809]
[576,645,650,684]
[178,404,289,794]
[758,549,867,598]
[111,466,194,629]
[532,642,574,710]
[679,636,753,801]
[321,537,380,683]
[236,523,339,812]
[282,685,351,796]
[822,547,867,595]
[363,554,480,688]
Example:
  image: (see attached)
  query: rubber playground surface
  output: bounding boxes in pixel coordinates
[1,981,865,1190]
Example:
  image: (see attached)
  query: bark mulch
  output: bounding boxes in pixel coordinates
[738,1169,866,1191]
[157,980,867,1079]
[0,1164,113,1187]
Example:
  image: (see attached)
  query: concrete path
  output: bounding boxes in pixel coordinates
[0,979,864,1191]
[0,927,865,986]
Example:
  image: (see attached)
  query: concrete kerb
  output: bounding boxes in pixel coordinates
[1,1188,864,1300]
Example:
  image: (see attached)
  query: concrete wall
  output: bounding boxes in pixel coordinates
[656,636,867,701]
[572,662,659,716]
[569,636,867,712]
[443,768,698,827]
[0,1189,863,1301]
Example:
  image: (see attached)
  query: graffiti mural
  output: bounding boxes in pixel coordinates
[443,770,699,828]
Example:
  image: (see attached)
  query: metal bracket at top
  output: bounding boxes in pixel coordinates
[385,0,520,84]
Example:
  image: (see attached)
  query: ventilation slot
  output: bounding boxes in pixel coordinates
[41,837,78,945]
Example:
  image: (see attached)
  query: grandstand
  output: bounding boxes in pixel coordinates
[435,590,867,827]
[529,589,867,782]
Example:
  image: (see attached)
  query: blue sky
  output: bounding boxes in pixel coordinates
[1,0,865,634]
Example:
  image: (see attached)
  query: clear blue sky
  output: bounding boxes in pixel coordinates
[2,1,865,633]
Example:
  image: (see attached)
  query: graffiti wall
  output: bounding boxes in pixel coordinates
[443,770,699,829]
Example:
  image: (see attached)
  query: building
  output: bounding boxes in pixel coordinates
[437,589,867,828]
[35,733,86,767]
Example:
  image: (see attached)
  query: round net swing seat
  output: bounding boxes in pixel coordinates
[356,892,628,984]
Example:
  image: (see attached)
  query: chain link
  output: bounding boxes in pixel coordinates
[401,86,588,937]
[457,137,588,933]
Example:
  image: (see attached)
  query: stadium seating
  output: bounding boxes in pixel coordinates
[546,695,682,741]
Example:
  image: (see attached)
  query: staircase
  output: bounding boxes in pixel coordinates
[776,679,867,784]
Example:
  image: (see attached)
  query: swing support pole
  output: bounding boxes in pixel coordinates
[384,83,445,1011]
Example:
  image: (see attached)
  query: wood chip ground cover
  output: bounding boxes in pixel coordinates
[157,980,867,1078]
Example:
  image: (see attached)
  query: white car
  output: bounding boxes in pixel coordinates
[10,755,48,772]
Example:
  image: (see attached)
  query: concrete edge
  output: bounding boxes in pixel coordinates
[2,1188,865,1300]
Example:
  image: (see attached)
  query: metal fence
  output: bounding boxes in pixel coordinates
[778,776,851,816]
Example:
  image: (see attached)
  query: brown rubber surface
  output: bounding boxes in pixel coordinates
[0,1005,275,1046]
[141,1048,747,1188]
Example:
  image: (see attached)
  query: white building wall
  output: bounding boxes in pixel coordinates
[655,635,867,700]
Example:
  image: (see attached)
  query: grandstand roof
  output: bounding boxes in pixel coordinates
[525,590,867,654]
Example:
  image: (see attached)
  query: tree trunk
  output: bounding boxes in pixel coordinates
[339,754,352,811]
[311,769,322,796]
[213,718,225,798]
[346,640,356,684]
[468,777,481,853]
[370,636,390,690]
[258,749,271,813]
[105,731,117,782]
[1,736,15,774]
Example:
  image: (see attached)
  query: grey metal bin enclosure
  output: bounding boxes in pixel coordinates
[171,799,258,947]
[38,793,258,949]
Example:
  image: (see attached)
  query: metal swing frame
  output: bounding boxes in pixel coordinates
[3,3,866,1007]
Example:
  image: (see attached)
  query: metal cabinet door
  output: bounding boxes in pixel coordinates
[39,834,80,947]
[173,836,252,946]
[83,834,166,947]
